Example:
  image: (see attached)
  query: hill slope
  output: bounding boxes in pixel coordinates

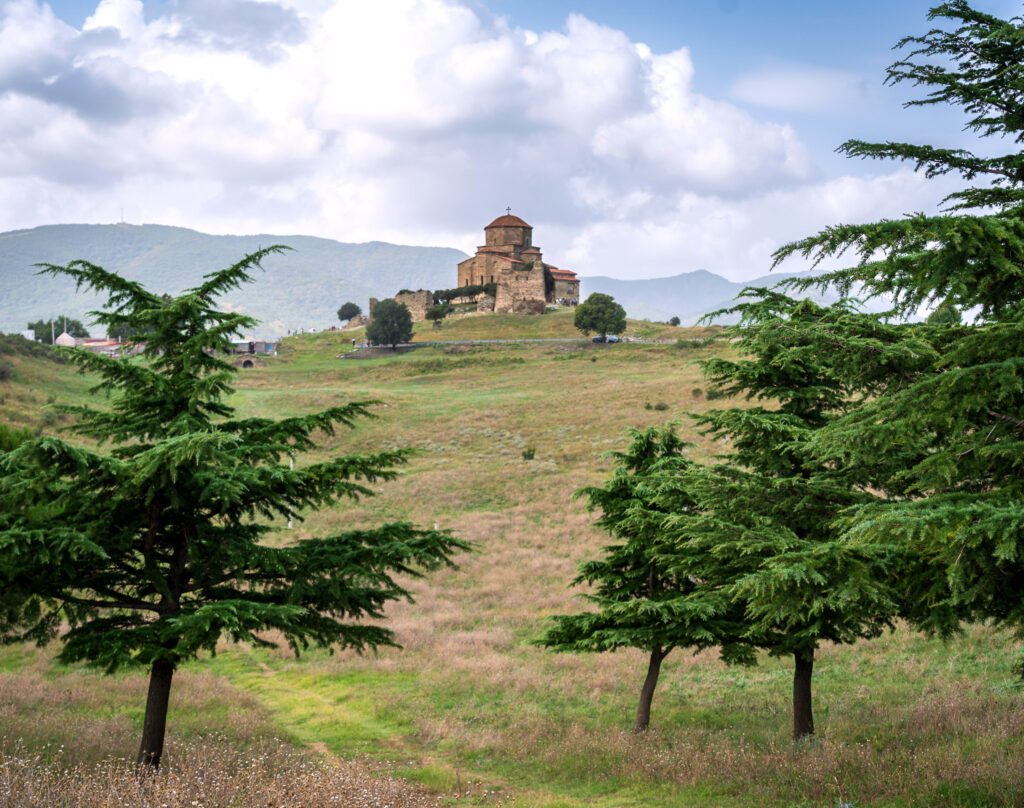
[2,327,1020,807]
[0,224,467,336]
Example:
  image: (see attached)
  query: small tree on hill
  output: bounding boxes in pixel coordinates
[574,293,626,339]
[537,425,752,731]
[337,302,362,323]
[425,303,450,328]
[668,316,681,327]
[367,299,413,349]
[0,250,468,769]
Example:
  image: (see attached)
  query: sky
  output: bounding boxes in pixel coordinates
[2,0,1020,281]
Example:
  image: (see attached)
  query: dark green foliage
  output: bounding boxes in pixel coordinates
[773,2,1024,642]
[668,316,681,327]
[686,291,902,739]
[538,425,751,731]
[0,250,468,768]
[432,283,497,304]
[366,299,414,349]
[26,316,89,343]
[337,302,361,322]
[0,362,9,382]
[574,293,626,338]
[107,293,172,340]
[425,303,450,323]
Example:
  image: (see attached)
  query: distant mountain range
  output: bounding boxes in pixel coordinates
[580,269,871,325]
[0,224,467,337]
[0,223,868,336]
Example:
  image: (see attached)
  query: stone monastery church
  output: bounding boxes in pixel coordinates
[457,213,580,314]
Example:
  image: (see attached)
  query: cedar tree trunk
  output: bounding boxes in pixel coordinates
[137,657,175,768]
[633,645,668,732]
[792,648,814,741]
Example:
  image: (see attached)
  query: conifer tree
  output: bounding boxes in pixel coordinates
[683,292,900,740]
[773,1,1024,640]
[538,425,752,731]
[0,250,467,768]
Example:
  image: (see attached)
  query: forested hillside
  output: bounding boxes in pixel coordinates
[0,224,467,336]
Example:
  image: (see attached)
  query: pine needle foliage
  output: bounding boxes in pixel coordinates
[772,2,1024,644]
[0,250,468,768]
[537,424,751,732]
[684,292,901,740]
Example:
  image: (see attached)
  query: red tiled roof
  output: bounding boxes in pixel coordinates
[548,268,577,279]
[486,214,531,229]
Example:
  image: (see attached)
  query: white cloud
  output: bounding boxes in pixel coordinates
[0,0,951,282]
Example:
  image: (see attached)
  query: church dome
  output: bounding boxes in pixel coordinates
[486,214,531,229]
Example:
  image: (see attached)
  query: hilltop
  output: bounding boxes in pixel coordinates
[0,223,873,341]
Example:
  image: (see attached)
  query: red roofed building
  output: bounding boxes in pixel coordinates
[456,213,580,314]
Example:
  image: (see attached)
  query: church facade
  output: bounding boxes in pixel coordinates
[457,214,579,314]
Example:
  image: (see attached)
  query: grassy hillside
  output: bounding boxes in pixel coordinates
[1,315,1021,808]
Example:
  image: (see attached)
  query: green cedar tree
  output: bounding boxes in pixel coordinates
[772,1,1024,642]
[0,250,468,768]
[537,424,752,731]
[684,292,900,740]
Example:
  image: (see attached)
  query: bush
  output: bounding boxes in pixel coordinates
[0,361,11,382]
[691,387,704,399]
[0,423,34,451]
[522,447,536,460]
[0,334,61,362]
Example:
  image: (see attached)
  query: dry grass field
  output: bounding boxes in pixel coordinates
[1,319,1022,807]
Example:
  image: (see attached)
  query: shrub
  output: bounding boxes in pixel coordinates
[0,361,11,382]
[522,447,536,460]
[0,423,34,451]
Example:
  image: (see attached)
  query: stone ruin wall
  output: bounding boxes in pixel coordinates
[394,290,433,323]
[369,291,433,323]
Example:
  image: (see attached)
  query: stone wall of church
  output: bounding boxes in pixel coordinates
[459,253,512,288]
[494,264,546,314]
